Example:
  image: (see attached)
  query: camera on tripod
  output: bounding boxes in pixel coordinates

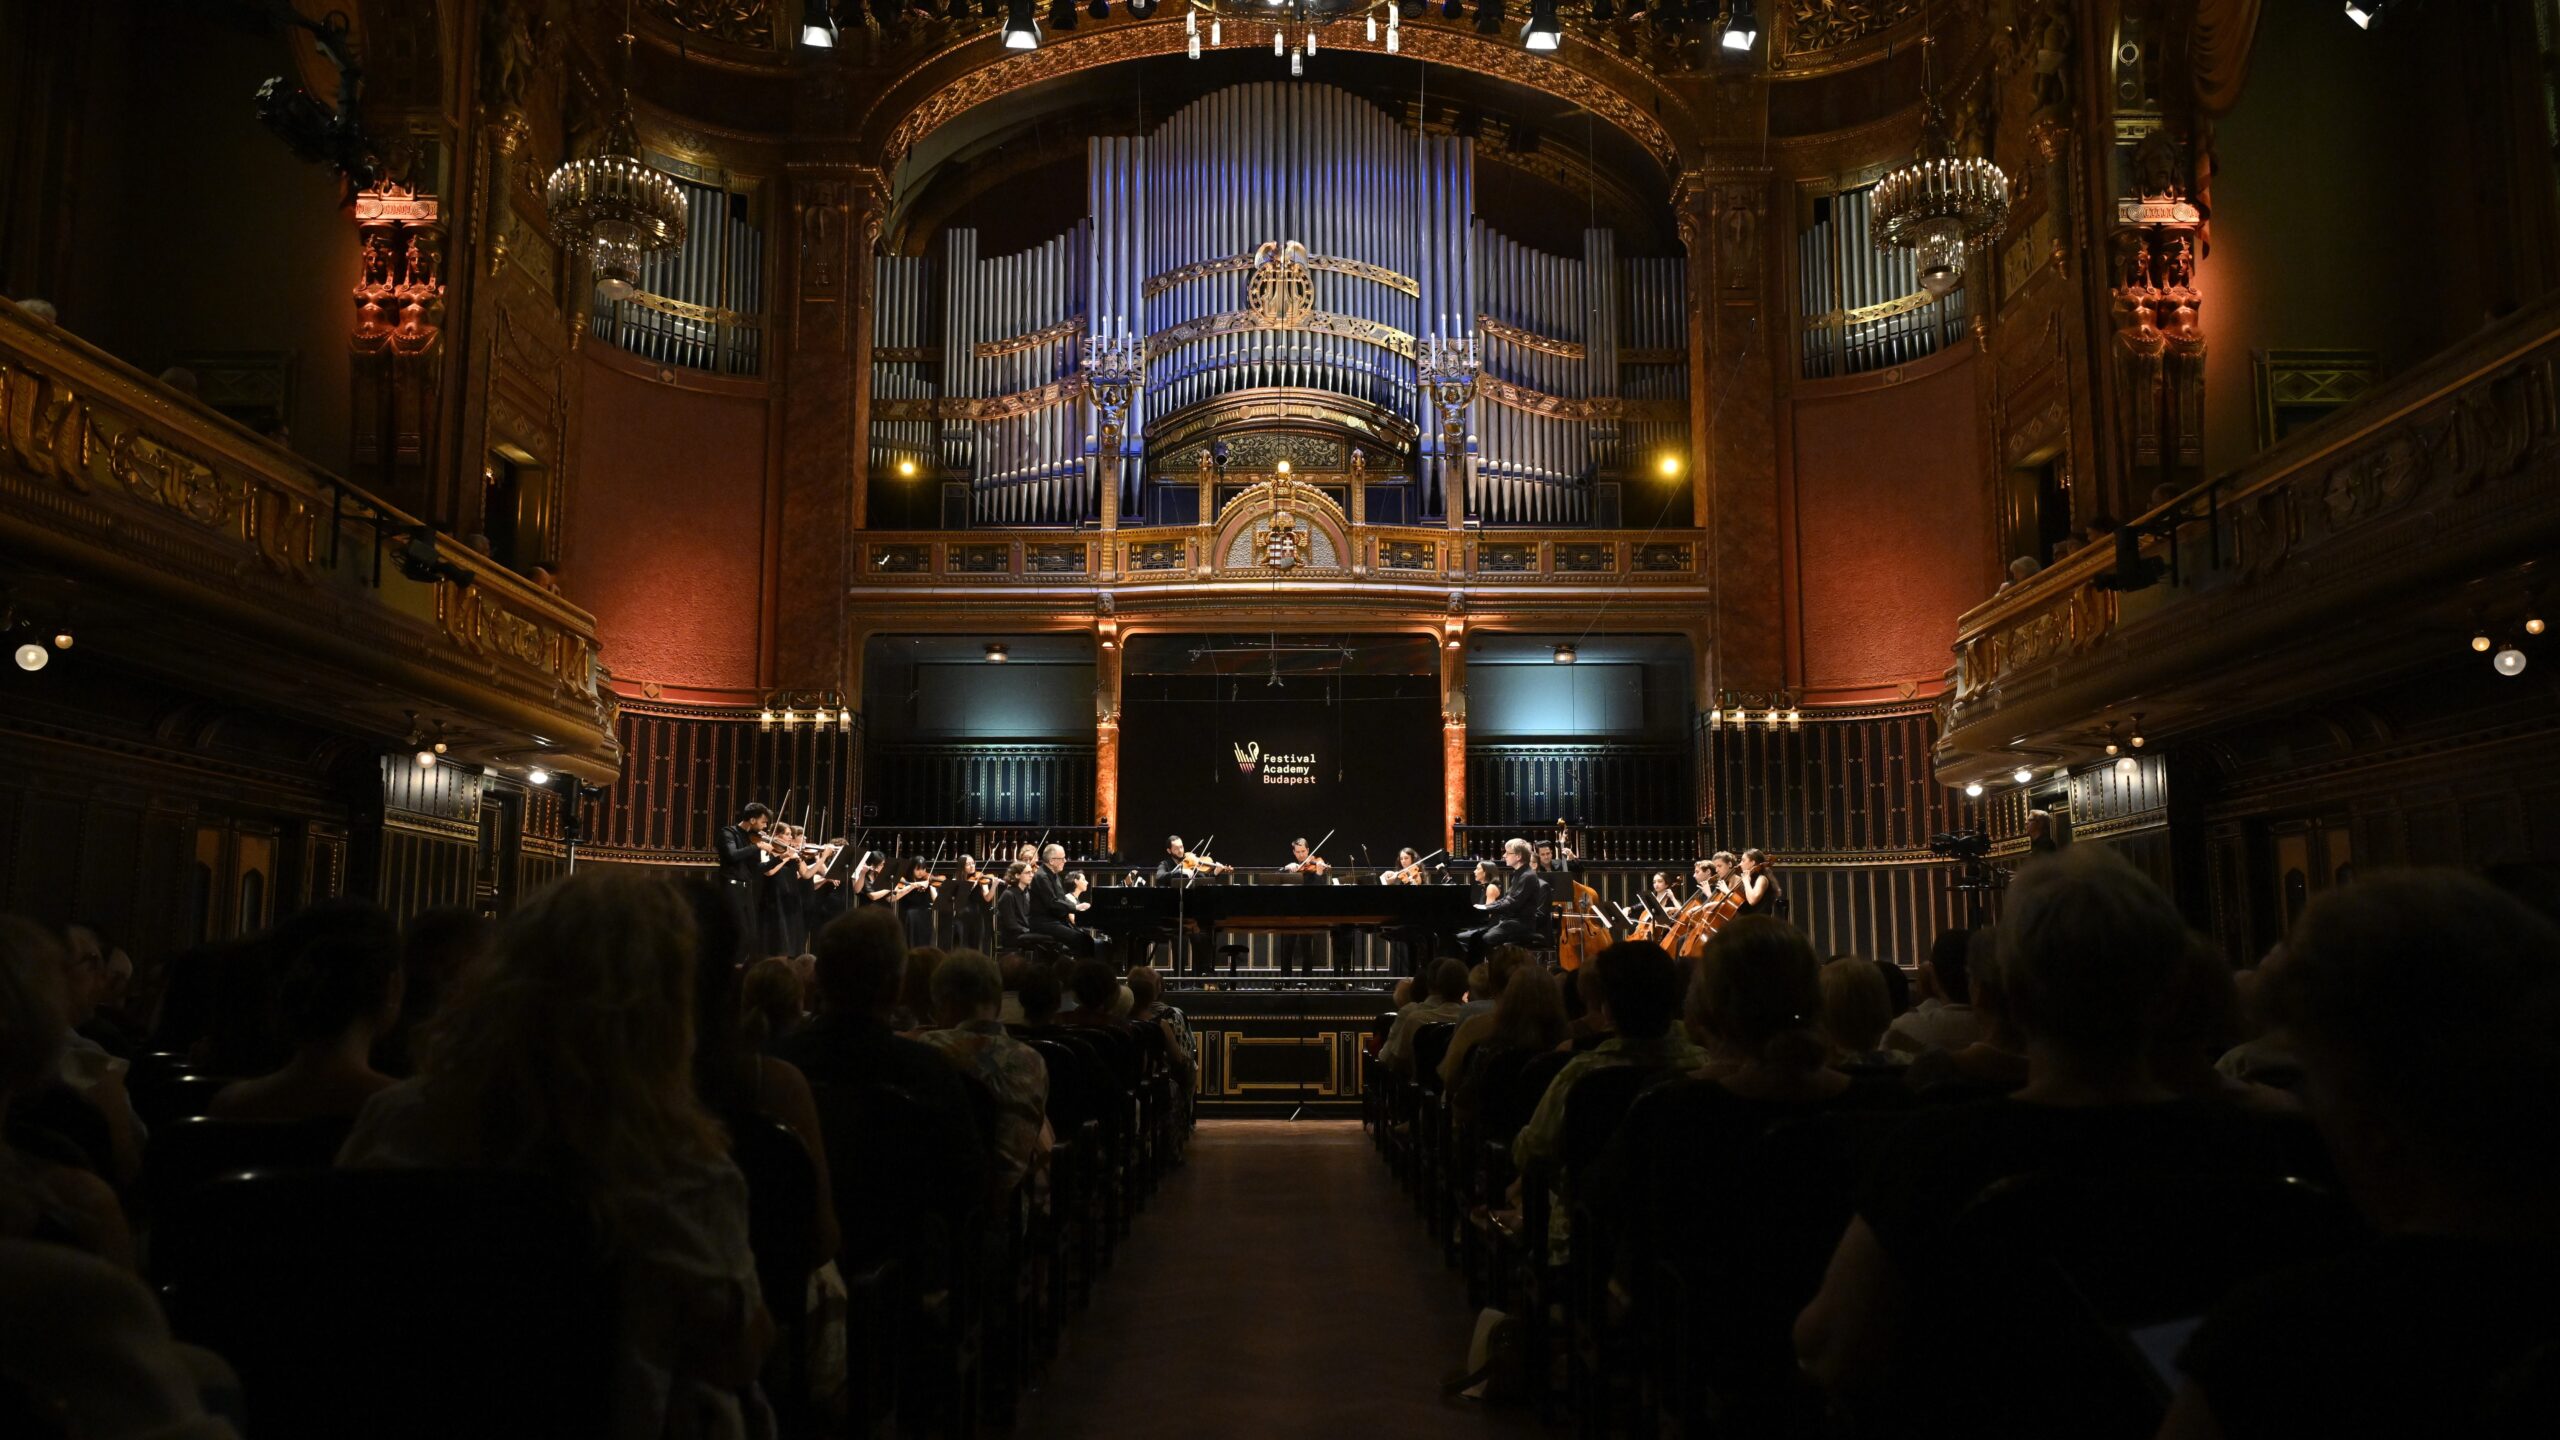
[1929,829,1991,861]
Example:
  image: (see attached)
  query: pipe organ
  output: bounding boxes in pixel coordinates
[1796,182,1969,381]
[867,81,1690,528]
[588,169,765,377]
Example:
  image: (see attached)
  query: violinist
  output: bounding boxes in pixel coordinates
[806,836,852,930]
[762,822,822,957]
[1379,847,1427,885]
[856,852,897,908]
[1155,835,1231,886]
[888,856,939,949]
[937,853,995,951]
[714,802,774,936]
[1277,836,1332,975]
[1734,847,1785,916]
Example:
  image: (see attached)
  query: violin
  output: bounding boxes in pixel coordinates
[1174,852,1232,875]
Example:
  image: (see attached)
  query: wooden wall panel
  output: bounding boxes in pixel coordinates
[589,700,861,862]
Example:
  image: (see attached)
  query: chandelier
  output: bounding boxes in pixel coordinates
[1871,22,2008,296]
[546,4,686,300]
[1181,2,1402,70]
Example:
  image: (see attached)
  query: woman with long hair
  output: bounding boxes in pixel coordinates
[339,870,770,1439]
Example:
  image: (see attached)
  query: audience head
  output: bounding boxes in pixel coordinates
[1870,956,1911,1016]
[0,917,70,1100]
[2152,933,2245,1072]
[1997,845,2187,1071]
[898,947,945,1021]
[739,956,805,1049]
[401,906,492,1011]
[61,923,112,1020]
[421,870,723,1189]
[1126,965,1163,1013]
[275,916,403,1048]
[1691,918,1829,1069]
[930,950,1004,1027]
[1484,944,1529,997]
[2268,870,2560,1224]
[1818,953,1896,1057]
[1391,977,1418,1008]
[1068,959,1118,1012]
[1426,957,1469,1003]
[811,909,907,1019]
[1489,962,1568,1054]
[1926,927,1974,1003]
[1592,941,1681,1041]
[1017,962,1065,1025]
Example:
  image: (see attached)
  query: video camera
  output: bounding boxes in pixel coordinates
[1929,829,1991,861]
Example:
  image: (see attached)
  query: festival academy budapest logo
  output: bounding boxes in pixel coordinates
[1232,740,1319,786]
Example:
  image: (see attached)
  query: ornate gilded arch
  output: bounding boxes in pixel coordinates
[856,19,1702,180]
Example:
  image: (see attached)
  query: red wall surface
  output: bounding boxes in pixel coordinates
[1787,350,1990,701]
[563,354,769,697]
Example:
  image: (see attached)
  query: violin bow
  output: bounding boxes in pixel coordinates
[1306,827,1337,861]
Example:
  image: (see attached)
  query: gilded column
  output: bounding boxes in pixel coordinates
[775,162,881,694]
[1440,621,1468,853]
[1095,621,1123,856]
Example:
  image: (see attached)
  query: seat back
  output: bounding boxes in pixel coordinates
[808,1081,958,1268]
[1557,1063,1668,1179]
[139,1115,352,1221]
[1484,1046,1570,1145]
[1410,1021,1460,1095]
[727,1113,821,1319]
[154,1168,616,1440]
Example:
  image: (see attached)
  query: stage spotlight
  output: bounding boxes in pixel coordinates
[2344,1,2381,29]
[1472,0,1505,37]
[985,642,1010,663]
[1523,0,1561,49]
[1963,780,1984,798]
[528,767,552,786]
[1553,643,1577,664]
[1004,0,1042,46]
[2011,765,2034,785]
[800,0,839,45]
[1129,0,1157,13]
[2495,645,2529,677]
[1722,0,1759,49]
[1088,0,1107,17]
[1049,0,1077,30]
[14,642,47,672]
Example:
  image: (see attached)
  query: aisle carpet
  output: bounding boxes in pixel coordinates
[1017,1119,1545,1438]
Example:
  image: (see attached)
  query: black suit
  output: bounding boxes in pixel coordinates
[716,824,771,948]
[994,887,1033,951]
[1459,864,1549,962]
[1029,867,1101,957]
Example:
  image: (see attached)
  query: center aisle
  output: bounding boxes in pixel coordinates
[1020,1119,1544,1439]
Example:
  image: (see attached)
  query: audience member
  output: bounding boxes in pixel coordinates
[2150,935,2291,1112]
[1900,938,2029,1099]
[1513,941,1701,1173]
[0,917,134,1268]
[1885,927,1984,1054]
[0,1238,240,1438]
[738,956,807,1053]
[373,906,489,1078]
[1564,961,1614,1049]
[1817,955,1907,1075]
[682,878,838,1267]
[1795,847,2312,1404]
[24,914,148,1186]
[1014,963,1065,1029]
[64,922,138,1061]
[1870,956,1911,1018]
[1058,959,1125,1027]
[1450,962,1567,1131]
[892,946,945,1033]
[338,871,771,1438]
[1124,965,1196,1076]
[914,950,1051,1196]
[2163,872,2560,1440]
[1436,945,1528,1086]
[772,910,987,1233]
[1379,958,1471,1070]
[210,905,403,1123]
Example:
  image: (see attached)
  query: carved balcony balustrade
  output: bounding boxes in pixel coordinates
[1938,292,2560,784]
[0,300,620,781]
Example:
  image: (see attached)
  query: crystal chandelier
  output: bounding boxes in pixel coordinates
[1871,23,2008,296]
[547,4,687,300]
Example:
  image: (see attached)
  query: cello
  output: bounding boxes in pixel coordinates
[1661,885,1744,961]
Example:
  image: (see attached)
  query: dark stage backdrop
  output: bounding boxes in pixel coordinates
[1117,675,1442,869]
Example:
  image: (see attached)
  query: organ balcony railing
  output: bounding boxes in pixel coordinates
[0,298,620,782]
[854,523,1708,587]
[1937,290,2560,785]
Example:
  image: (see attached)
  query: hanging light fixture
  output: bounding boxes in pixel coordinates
[800,0,840,45]
[1872,6,2009,297]
[1523,0,1562,50]
[547,4,688,302]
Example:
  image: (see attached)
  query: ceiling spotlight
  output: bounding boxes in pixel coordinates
[1004,0,1042,47]
[2494,645,2529,677]
[1722,0,1759,50]
[800,0,839,45]
[528,766,552,786]
[14,642,48,672]
[985,642,1010,663]
[1552,643,1578,664]
[414,748,438,769]
[1049,0,1078,30]
[1524,0,1561,49]
[1963,780,1984,798]
[1088,0,1108,16]
[2012,765,2034,785]
[1472,0,1506,37]
[2343,1,2380,28]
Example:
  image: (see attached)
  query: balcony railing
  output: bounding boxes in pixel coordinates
[0,298,619,778]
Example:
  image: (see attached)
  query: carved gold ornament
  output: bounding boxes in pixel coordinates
[1144,250,1421,301]
[1479,315,1586,361]
[1247,242,1318,326]
[976,314,1086,359]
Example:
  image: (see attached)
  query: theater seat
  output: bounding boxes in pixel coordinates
[152,1168,615,1440]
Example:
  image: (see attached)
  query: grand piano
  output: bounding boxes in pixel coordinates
[1081,871,1484,974]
